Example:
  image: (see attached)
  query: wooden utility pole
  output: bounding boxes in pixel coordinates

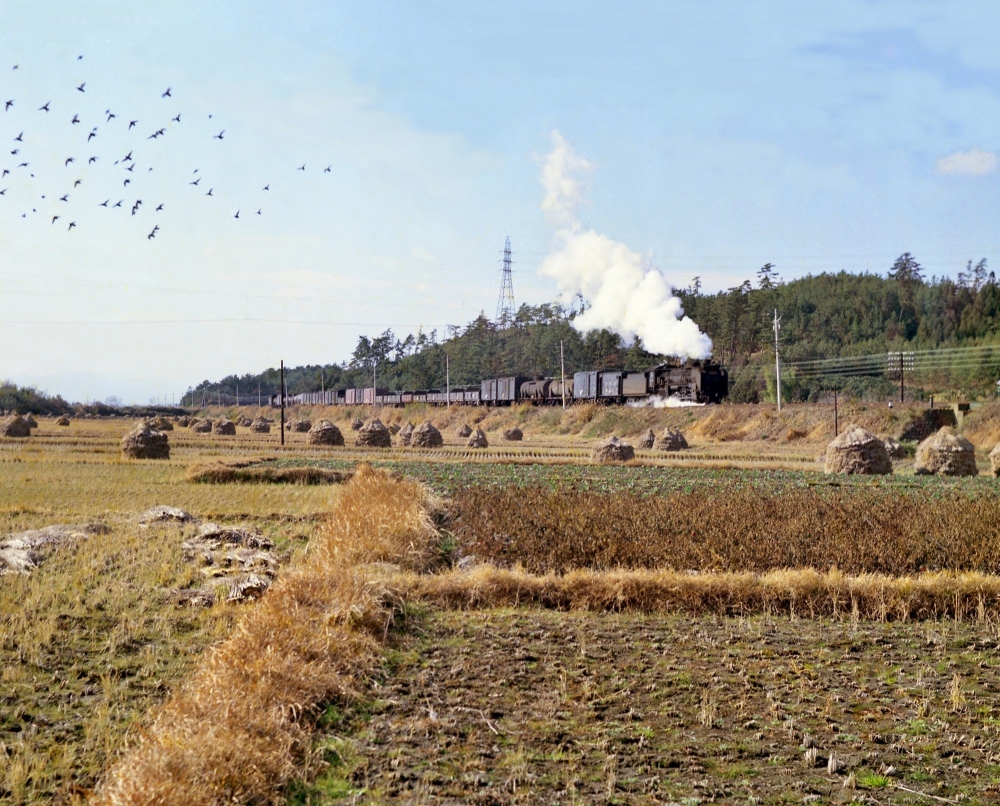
[834,389,838,437]
[560,340,567,409]
[280,360,285,445]
[773,309,782,412]
[446,354,450,410]
[900,351,904,403]
[236,381,239,407]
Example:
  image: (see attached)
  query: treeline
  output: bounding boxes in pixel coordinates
[0,382,74,416]
[187,254,1000,405]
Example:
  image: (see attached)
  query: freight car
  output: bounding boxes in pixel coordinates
[270,359,727,408]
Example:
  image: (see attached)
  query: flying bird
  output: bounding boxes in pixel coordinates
[262,184,269,190]
[4,101,12,111]
[12,64,17,70]
[128,120,137,129]
[10,149,17,155]
[39,102,50,112]
[233,210,239,219]
[172,113,180,122]
[87,130,97,141]
[14,132,22,141]
[127,163,134,172]
[148,225,159,239]
[256,208,261,215]
[59,194,69,202]
[297,164,305,170]
[214,130,224,140]
[0,188,6,195]
[162,87,171,98]
[99,199,109,207]
[189,177,201,186]
[17,162,27,168]
[113,200,123,208]
[88,156,97,164]
[155,203,163,211]
[106,111,116,122]
[71,114,79,124]
[123,151,132,162]
[76,82,85,92]
[205,188,213,196]
[64,157,74,166]
[324,165,331,172]
[67,221,76,231]
[1,169,8,177]
[51,215,59,224]
[74,179,82,187]
[124,179,131,187]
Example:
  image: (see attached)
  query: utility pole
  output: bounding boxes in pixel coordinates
[236,381,239,407]
[900,351,904,404]
[446,354,450,410]
[834,388,838,437]
[560,340,567,410]
[773,308,782,413]
[321,367,325,394]
[372,359,376,409]
[280,360,285,445]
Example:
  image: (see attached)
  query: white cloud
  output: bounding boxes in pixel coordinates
[936,148,998,176]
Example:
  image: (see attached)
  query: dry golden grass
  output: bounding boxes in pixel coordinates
[388,564,1000,621]
[90,466,439,806]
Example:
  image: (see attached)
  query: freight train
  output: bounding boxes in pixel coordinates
[272,360,728,407]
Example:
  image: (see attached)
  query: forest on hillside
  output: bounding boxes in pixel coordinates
[188,253,1000,405]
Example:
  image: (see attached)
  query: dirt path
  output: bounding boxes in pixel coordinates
[305,609,1000,804]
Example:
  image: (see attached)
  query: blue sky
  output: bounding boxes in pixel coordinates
[1,2,998,402]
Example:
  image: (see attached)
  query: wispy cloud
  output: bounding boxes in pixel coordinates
[936,147,998,176]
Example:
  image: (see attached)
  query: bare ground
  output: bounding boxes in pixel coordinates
[301,608,1000,805]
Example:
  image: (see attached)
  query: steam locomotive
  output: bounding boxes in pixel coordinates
[273,360,728,407]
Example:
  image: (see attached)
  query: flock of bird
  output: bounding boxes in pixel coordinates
[2,56,332,240]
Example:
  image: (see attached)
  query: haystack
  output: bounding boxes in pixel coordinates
[397,422,415,446]
[213,418,236,435]
[177,416,192,427]
[468,427,489,448]
[656,428,688,451]
[884,437,906,459]
[238,417,254,427]
[56,416,70,426]
[121,423,170,459]
[307,420,344,446]
[411,421,443,448]
[24,414,38,429]
[249,418,271,433]
[355,418,391,448]
[191,419,213,433]
[287,418,311,433]
[388,423,401,435]
[502,426,523,442]
[637,428,655,449]
[149,416,173,431]
[592,436,635,463]
[457,423,472,438]
[914,427,977,476]
[1,415,31,438]
[350,417,364,431]
[990,442,1000,477]
[823,425,892,475]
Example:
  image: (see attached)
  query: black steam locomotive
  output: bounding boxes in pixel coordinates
[275,360,728,407]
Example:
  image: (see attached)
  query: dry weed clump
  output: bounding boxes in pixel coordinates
[92,466,440,806]
[450,486,1000,576]
[390,565,1000,621]
[186,461,349,485]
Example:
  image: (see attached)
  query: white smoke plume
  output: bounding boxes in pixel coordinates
[537,131,713,359]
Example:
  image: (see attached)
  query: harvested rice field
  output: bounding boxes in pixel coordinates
[4,410,1000,804]
[299,608,1000,804]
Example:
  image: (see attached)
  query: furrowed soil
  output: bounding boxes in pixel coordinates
[299,608,1000,805]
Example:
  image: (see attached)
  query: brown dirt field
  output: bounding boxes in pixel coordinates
[301,608,1000,805]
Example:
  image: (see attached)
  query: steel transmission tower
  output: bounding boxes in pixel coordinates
[495,236,515,328]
